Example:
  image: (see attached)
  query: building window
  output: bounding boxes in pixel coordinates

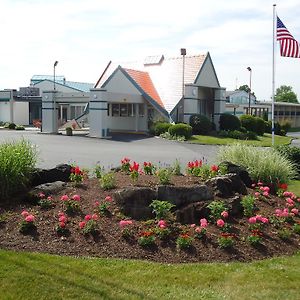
[111,103,137,117]
[138,104,144,117]
[70,105,85,119]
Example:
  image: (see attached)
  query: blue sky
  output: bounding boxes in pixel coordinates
[0,0,299,101]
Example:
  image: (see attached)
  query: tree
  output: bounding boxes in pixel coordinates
[275,85,298,103]
[237,85,256,97]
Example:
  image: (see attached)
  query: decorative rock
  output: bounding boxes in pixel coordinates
[31,164,72,187]
[114,187,157,220]
[29,181,67,198]
[175,201,210,224]
[226,195,243,217]
[220,161,252,187]
[206,174,247,198]
[157,185,213,207]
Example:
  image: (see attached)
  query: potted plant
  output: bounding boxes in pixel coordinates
[66,127,73,136]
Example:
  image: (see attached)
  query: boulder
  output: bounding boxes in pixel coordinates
[31,164,72,186]
[157,185,213,207]
[206,173,247,198]
[114,187,157,220]
[175,201,210,224]
[220,161,252,187]
[226,195,243,217]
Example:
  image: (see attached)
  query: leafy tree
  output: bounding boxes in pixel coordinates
[275,85,298,103]
[237,85,255,97]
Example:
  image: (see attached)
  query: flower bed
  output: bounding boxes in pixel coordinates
[0,159,300,264]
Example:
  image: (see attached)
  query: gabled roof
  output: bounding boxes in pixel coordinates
[32,76,93,93]
[96,53,210,113]
[123,68,164,108]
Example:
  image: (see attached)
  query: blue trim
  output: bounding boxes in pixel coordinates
[34,79,91,93]
[42,100,54,103]
[0,98,10,101]
[42,107,55,110]
[89,108,108,111]
[90,100,107,103]
[194,52,221,88]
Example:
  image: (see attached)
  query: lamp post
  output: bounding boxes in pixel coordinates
[54,61,58,90]
[181,48,186,98]
[247,67,252,114]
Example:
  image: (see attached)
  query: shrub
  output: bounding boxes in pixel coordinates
[241,195,256,217]
[15,125,25,130]
[153,122,173,136]
[275,145,300,177]
[8,122,16,130]
[254,117,265,136]
[240,115,257,133]
[264,121,272,133]
[168,123,192,139]
[279,119,292,132]
[207,200,226,222]
[219,114,241,131]
[156,168,172,185]
[217,143,297,186]
[189,114,212,135]
[228,130,247,140]
[0,139,37,199]
[150,200,175,220]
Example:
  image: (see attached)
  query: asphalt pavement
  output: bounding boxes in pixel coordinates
[0,129,219,170]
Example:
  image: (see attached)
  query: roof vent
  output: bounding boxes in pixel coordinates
[144,55,164,66]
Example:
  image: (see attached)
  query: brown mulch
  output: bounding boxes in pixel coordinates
[0,173,299,264]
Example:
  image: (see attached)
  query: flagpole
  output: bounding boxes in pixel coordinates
[272,4,276,146]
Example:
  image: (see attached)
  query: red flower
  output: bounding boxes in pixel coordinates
[278,183,288,191]
[129,162,139,172]
[211,164,219,172]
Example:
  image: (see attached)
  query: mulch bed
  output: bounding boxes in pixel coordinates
[0,173,299,263]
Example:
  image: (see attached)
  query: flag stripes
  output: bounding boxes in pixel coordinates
[277,16,300,58]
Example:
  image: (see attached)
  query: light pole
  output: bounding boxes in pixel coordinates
[54,61,58,90]
[247,67,252,114]
[53,61,58,132]
[181,48,186,98]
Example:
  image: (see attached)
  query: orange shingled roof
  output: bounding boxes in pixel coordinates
[123,68,165,108]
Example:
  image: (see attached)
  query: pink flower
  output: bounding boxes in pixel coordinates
[251,183,256,188]
[47,196,53,201]
[92,214,98,220]
[248,217,257,224]
[275,209,282,217]
[94,201,100,207]
[84,215,92,221]
[195,226,203,233]
[190,223,196,228]
[263,186,270,193]
[259,186,265,192]
[297,198,300,203]
[25,215,35,222]
[79,221,86,229]
[283,191,292,197]
[38,192,45,198]
[200,218,208,227]
[119,220,133,227]
[254,192,260,198]
[58,211,65,217]
[256,215,263,222]
[261,217,269,224]
[216,219,225,227]
[221,211,229,219]
[282,209,289,218]
[263,192,269,197]
[291,208,299,215]
[257,181,263,186]
[105,196,112,202]
[60,195,69,201]
[59,215,67,223]
[158,220,167,228]
[72,194,81,201]
[59,222,66,228]
[21,210,29,217]
[286,198,295,207]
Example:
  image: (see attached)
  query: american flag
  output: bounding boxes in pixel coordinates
[277,16,300,58]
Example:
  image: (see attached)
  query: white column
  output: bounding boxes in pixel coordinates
[41,90,58,133]
[214,88,226,131]
[89,88,108,138]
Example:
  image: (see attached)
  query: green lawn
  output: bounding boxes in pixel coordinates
[188,133,293,146]
[0,249,300,300]
[288,180,300,195]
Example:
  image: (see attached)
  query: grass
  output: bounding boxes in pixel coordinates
[188,133,292,146]
[288,180,300,195]
[0,249,300,300]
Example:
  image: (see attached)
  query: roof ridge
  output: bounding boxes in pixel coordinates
[123,67,148,74]
[165,54,206,61]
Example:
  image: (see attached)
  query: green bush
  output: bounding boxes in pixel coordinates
[245,131,258,140]
[153,122,173,136]
[217,143,297,186]
[275,145,300,177]
[255,117,265,136]
[0,140,37,199]
[279,120,292,132]
[168,123,192,139]
[219,114,241,131]
[189,114,212,135]
[218,130,257,140]
[264,121,272,133]
[8,123,16,130]
[240,115,257,133]
[15,125,25,131]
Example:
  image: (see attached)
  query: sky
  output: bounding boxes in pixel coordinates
[0,0,299,101]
